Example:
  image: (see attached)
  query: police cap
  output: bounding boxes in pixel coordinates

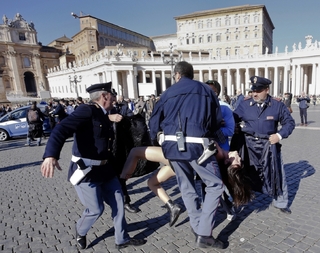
[86,82,113,94]
[250,76,271,91]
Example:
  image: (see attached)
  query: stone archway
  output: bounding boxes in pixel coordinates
[24,71,37,96]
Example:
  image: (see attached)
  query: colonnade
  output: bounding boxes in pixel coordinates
[47,51,320,99]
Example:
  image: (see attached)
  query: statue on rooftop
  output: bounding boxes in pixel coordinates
[2,15,8,25]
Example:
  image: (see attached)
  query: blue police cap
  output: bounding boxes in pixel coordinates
[250,76,272,91]
[86,82,113,94]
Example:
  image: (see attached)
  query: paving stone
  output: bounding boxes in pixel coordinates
[1,106,320,252]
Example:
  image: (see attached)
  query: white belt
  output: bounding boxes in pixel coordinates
[158,133,210,149]
[71,155,108,166]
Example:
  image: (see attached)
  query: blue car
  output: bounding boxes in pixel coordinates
[0,104,51,141]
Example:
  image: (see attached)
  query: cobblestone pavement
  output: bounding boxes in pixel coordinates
[1,104,320,253]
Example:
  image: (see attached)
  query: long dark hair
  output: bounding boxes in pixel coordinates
[226,163,253,207]
[218,151,253,207]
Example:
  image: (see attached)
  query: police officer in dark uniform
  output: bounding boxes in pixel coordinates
[149,61,226,249]
[232,76,295,214]
[51,99,68,123]
[108,91,140,213]
[41,82,146,250]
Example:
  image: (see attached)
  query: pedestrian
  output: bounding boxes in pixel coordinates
[283,92,293,113]
[51,99,68,123]
[205,80,235,151]
[149,61,226,249]
[231,76,295,214]
[40,82,146,250]
[297,92,311,126]
[233,89,244,110]
[25,101,46,146]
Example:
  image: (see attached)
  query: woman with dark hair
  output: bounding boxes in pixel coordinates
[120,143,253,226]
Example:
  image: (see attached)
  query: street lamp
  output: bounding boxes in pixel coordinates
[162,43,179,85]
[69,70,82,98]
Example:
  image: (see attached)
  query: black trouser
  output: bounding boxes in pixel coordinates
[299,107,308,124]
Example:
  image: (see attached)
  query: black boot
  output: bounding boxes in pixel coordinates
[165,200,182,227]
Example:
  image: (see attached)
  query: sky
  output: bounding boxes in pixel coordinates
[2,0,320,53]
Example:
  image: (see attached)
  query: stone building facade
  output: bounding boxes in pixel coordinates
[174,5,274,57]
[0,13,61,103]
[46,35,320,100]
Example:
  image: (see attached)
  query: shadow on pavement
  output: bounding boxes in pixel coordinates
[216,160,315,244]
[0,160,43,172]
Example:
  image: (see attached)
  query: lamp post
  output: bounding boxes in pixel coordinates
[163,43,179,85]
[69,69,81,98]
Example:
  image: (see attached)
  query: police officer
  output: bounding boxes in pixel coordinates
[51,99,68,123]
[232,76,295,214]
[149,61,226,249]
[40,82,146,250]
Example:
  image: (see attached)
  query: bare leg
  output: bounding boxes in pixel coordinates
[120,146,168,179]
[147,165,175,204]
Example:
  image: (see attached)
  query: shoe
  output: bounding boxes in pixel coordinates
[195,234,226,249]
[124,203,140,213]
[75,226,86,249]
[25,143,31,146]
[275,206,292,214]
[115,238,146,249]
[165,200,182,227]
[227,206,237,221]
[37,143,42,146]
[227,213,236,221]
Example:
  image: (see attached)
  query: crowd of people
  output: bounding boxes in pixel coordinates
[34,61,315,250]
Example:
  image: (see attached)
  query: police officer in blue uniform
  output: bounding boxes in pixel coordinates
[41,82,146,250]
[149,61,226,249]
[232,76,295,214]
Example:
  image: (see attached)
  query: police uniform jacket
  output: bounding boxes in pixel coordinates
[149,77,222,161]
[43,103,116,183]
[52,103,68,122]
[232,95,295,197]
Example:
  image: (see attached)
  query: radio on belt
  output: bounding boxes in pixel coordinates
[176,131,185,151]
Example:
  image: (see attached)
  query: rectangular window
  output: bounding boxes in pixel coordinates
[19,33,26,41]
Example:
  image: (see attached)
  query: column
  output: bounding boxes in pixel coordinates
[264,66,268,79]
[292,64,296,96]
[274,66,278,96]
[316,64,320,95]
[111,70,119,94]
[227,68,232,95]
[161,70,166,94]
[199,69,203,82]
[283,64,288,92]
[312,63,316,94]
[152,69,156,95]
[236,68,240,91]
[296,64,301,95]
[142,70,146,83]
[208,68,213,80]
[127,70,135,99]
[245,67,250,91]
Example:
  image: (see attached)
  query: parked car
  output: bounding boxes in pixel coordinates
[0,104,51,141]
